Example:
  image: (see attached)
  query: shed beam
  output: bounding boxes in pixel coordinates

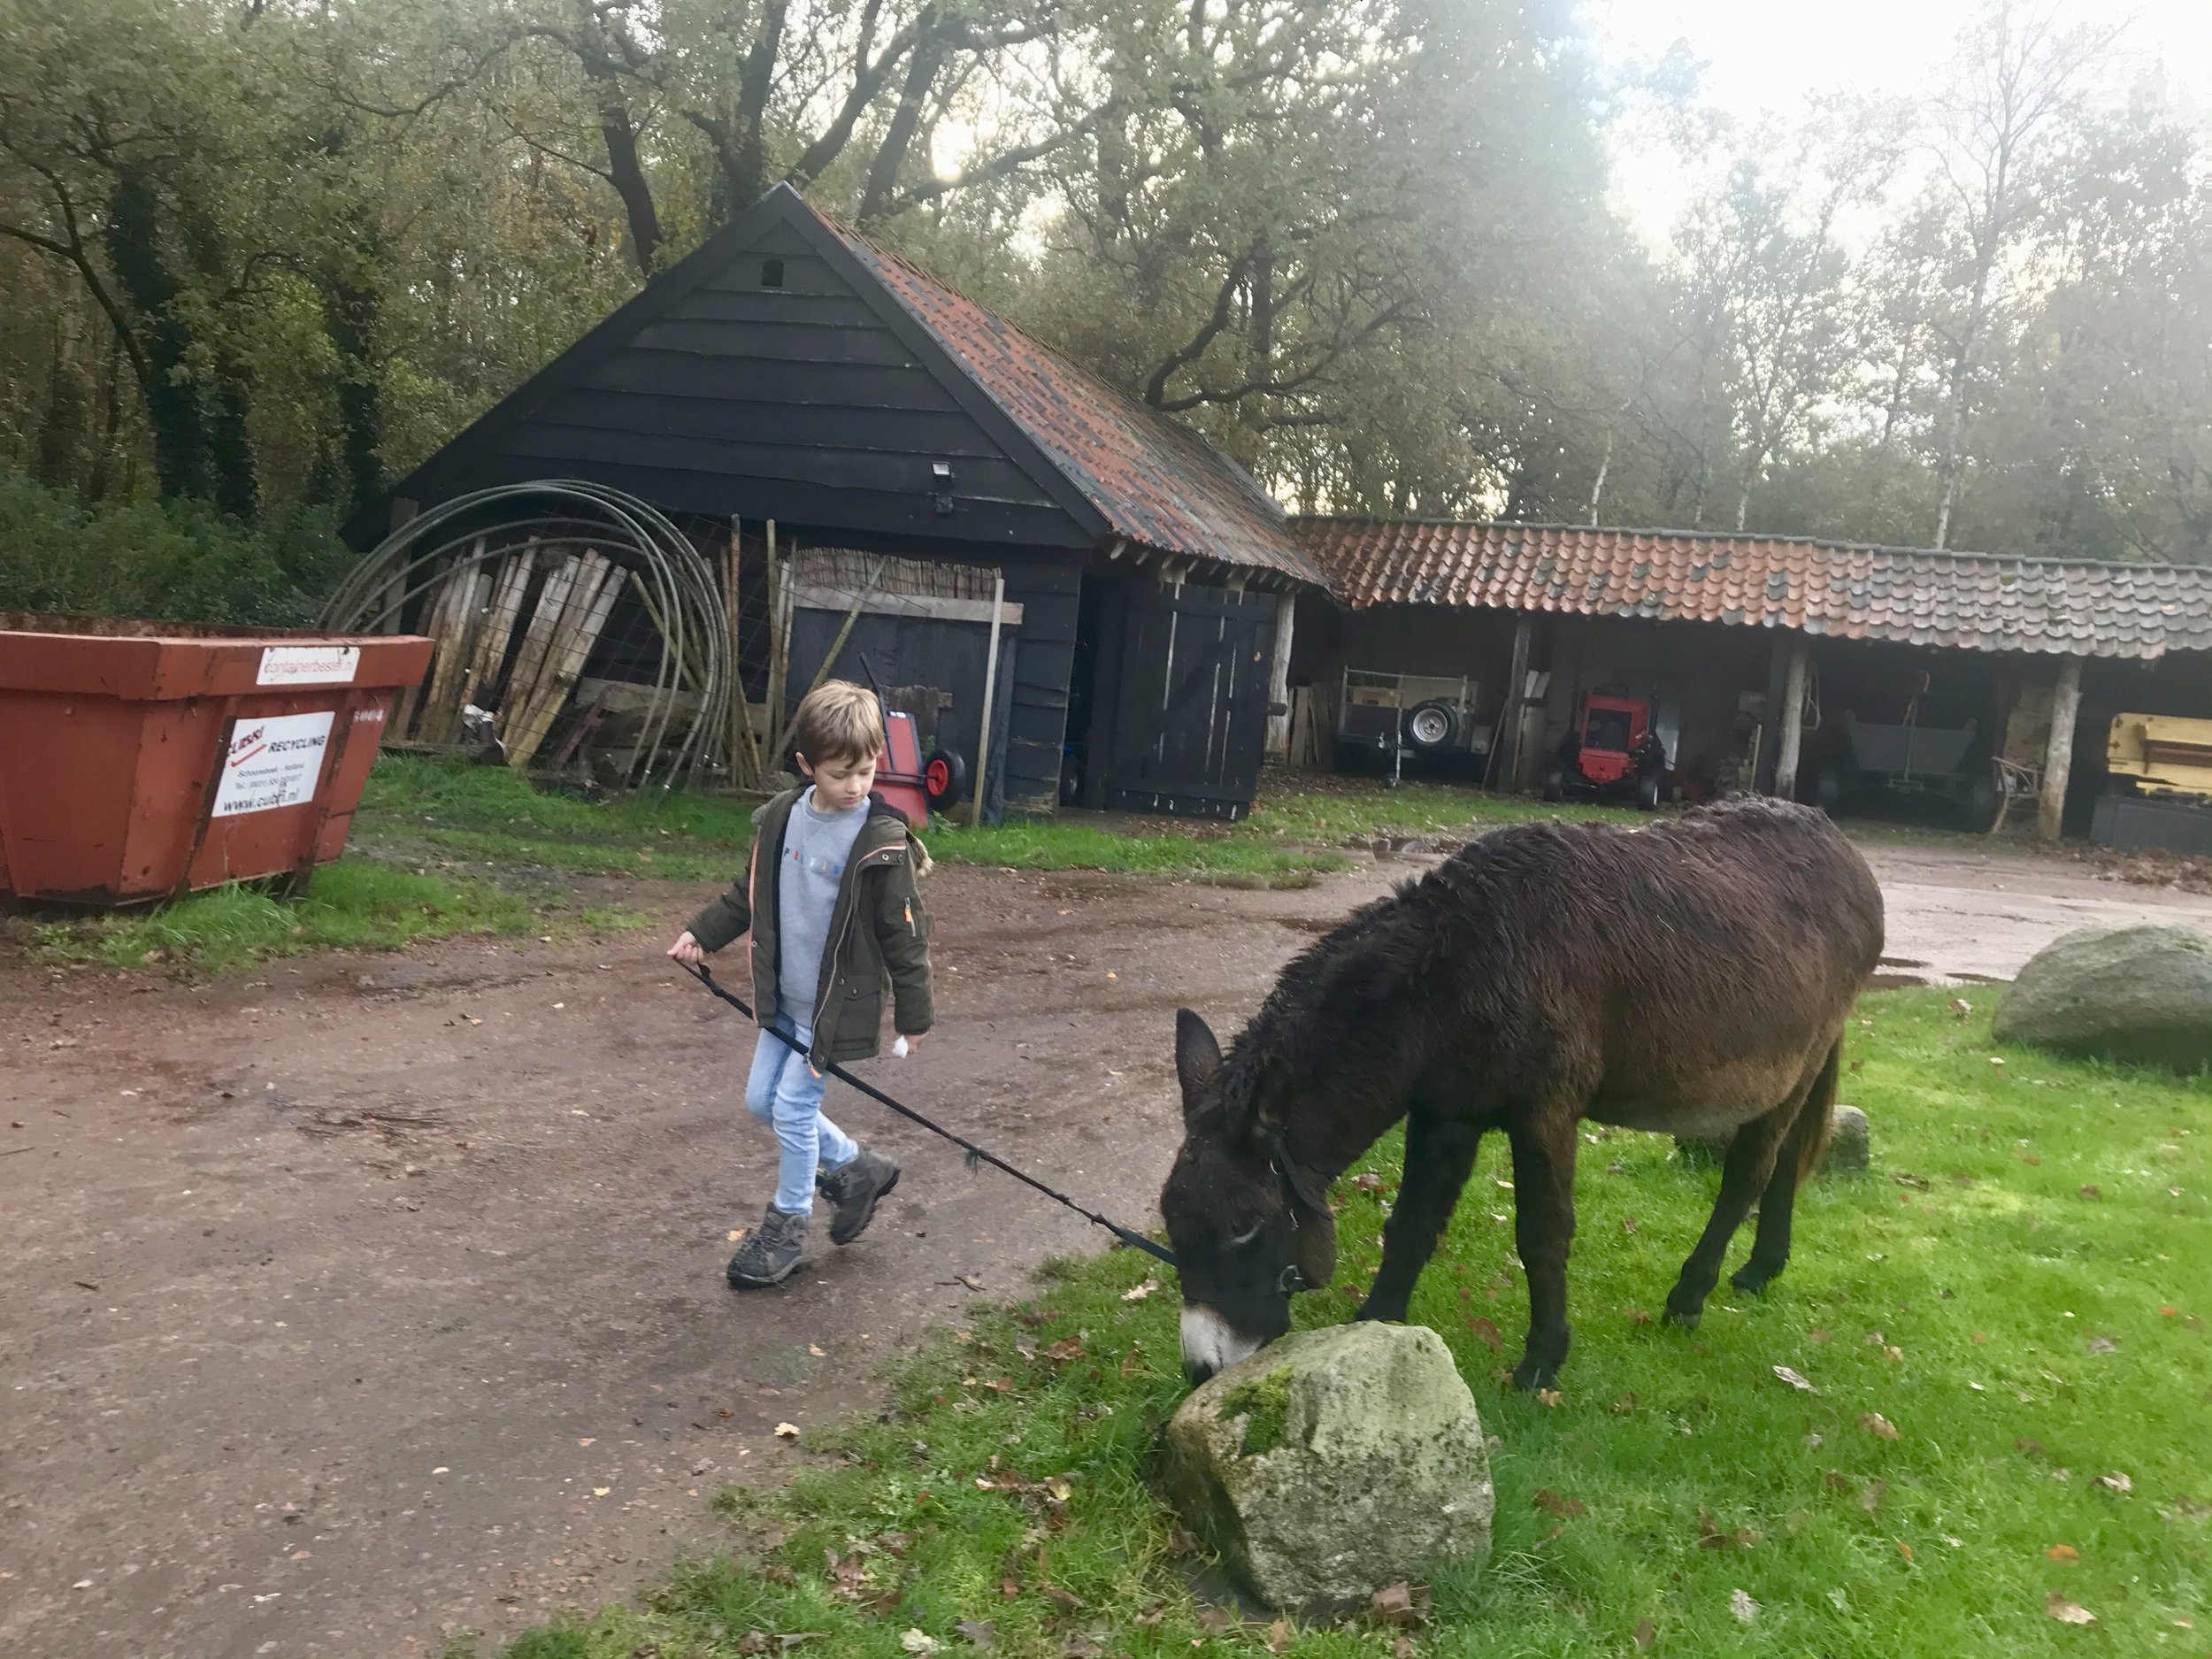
[2039,654,2084,841]
[1265,591,1296,760]
[1773,638,1810,801]
[1498,613,1533,789]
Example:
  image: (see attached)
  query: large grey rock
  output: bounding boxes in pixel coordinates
[1993,925,2212,1072]
[1163,1323,1493,1615]
[1675,1102,1870,1175]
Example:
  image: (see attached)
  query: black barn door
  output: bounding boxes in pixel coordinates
[1101,580,1276,819]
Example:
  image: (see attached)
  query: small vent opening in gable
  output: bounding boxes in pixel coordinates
[760,257,786,288]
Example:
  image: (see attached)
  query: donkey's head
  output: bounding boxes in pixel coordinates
[1160,1009,1336,1384]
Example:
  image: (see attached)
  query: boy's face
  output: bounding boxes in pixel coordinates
[796,749,879,812]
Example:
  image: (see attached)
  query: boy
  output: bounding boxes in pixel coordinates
[667,680,933,1288]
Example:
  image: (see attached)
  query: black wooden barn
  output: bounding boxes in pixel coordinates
[374,183,1322,818]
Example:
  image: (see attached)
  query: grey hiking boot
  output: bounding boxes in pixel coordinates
[817,1145,900,1246]
[726,1204,809,1288]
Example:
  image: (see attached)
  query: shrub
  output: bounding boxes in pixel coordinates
[0,468,352,626]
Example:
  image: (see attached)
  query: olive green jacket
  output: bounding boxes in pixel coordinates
[686,789,933,1068]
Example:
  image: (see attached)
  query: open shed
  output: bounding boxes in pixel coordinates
[366,184,1322,819]
[1293,520,2212,837]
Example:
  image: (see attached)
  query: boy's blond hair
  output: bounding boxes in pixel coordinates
[790,680,884,766]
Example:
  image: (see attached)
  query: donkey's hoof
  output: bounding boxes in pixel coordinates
[1729,1262,1781,1295]
[1661,1302,1702,1331]
[1510,1356,1559,1393]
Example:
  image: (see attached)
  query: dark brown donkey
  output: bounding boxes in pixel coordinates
[1161,796,1884,1391]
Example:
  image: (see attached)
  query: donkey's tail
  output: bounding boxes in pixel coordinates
[1795,1038,1844,1187]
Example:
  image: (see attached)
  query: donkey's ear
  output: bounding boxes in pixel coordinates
[1175,1008,1223,1114]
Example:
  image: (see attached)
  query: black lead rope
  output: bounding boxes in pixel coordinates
[680,962,1178,1269]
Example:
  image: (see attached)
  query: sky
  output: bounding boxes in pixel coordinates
[1578,0,2212,247]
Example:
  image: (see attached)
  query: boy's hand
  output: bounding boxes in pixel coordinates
[666,930,706,964]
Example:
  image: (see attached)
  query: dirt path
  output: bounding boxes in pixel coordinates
[6,835,2211,1659]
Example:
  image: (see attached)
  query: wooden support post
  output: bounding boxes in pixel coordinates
[2039,655,2084,841]
[972,569,1006,824]
[1494,613,1533,789]
[1773,638,1809,801]
[1264,589,1295,760]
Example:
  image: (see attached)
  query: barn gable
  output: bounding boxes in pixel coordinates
[385,187,1113,550]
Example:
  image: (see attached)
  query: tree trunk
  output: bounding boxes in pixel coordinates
[323,269,384,523]
[104,165,211,503]
[857,28,947,224]
[728,0,790,213]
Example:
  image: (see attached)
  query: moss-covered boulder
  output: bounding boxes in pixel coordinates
[1993,925,2212,1072]
[1162,1323,1493,1614]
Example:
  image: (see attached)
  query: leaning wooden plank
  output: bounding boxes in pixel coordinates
[498,553,579,744]
[455,549,535,732]
[503,554,608,767]
[391,566,456,740]
[511,564,624,769]
[417,541,486,741]
[419,556,489,745]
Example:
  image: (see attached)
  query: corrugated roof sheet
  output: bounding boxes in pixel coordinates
[1294,519,2212,661]
[829,218,1324,587]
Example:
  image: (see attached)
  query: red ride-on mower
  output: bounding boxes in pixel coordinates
[1543,692,1671,810]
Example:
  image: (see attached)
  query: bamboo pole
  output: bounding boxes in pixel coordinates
[419,557,490,744]
[764,520,787,760]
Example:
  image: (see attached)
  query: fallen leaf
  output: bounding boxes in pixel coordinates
[1698,1508,1758,1549]
[2046,1544,2079,1563]
[1535,1388,1563,1408]
[1824,1472,1853,1494]
[1859,1480,1887,1514]
[2046,1594,2096,1625]
[1042,1586,1084,1614]
[1368,1583,1426,1629]
[1532,1488,1586,1518]
[2078,1184,2101,1201]
[1610,1393,1639,1415]
[1061,1638,1102,1659]
[1772,1364,1819,1394]
[809,1345,826,1357]
[901,1632,941,1655]
[1950,997,1972,1019]
[729,1229,748,1243]
[1632,1617,1655,1651]
[1897,1541,1914,1563]
[1729,1587,1759,1624]
[1266,1618,1292,1652]
[1352,1172,1386,1193]
[1859,1411,1901,1440]
[774,1422,800,1439]
[1120,1281,1155,1302]
[1194,1607,1237,1634]
[1393,1640,1414,1659]
[592,1486,611,1497]
[1043,1338,1087,1363]
[2016,1436,2047,1458]
[1883,1345,1904,1363]
[2088,1336,2117,1355]
[2092,1471,2132,1494]
[1467,1317,1502,1351]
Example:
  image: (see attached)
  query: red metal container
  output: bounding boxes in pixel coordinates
[0,614,433,905]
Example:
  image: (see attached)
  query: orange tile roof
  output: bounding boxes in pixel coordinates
[1294,519,2212,660]
[829,219,1324,586]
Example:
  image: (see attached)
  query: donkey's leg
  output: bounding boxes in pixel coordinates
[1662,1094,1804,1328]
[1732,1041,1842,1294]
[1355,1110,1483,1325]
[1506,1118,1579,1392]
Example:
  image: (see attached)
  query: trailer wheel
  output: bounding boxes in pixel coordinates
[925,749,968,808]
[1542,767,1565,803]
[1405,699,1459,752]
[1636,772,1663,811]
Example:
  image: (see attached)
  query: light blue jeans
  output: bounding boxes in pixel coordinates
[745,1012,858,1215]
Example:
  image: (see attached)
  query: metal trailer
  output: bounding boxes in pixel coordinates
[1335,669,1488,785]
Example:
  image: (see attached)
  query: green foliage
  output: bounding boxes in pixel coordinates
[494,989,2212,1657]
[1221,1368,1294,1457]
[0,466,349,624]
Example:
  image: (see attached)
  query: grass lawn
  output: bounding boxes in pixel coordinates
[478,989,2209,1659]
[24,859,545,972]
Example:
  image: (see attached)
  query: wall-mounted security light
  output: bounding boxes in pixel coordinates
[931,461,955,515]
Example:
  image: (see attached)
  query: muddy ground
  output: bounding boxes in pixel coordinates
[7,838,2212,1659]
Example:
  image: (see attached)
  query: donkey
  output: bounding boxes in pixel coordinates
[1161,795,1885,1391]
